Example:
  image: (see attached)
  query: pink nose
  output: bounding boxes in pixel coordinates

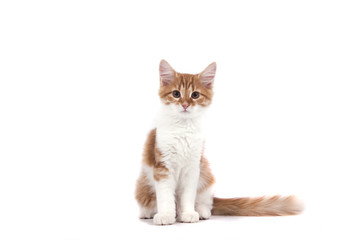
[182,104,189,110]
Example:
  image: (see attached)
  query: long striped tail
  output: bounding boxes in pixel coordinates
[212,195,304,216]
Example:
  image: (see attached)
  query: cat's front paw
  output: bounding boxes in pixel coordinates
[153,212,176,225]
[178,211,199,223]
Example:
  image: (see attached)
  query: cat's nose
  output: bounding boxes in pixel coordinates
[182,104,189,110]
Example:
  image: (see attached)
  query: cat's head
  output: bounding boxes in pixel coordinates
[158,60,216,118]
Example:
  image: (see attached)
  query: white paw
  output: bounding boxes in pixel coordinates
[196,207,211,220]
[178,211,200,223]
[139,207,156,219]
[153,212,176,225]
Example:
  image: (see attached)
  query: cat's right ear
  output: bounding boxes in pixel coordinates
[199,62,216,88]
[159,60,175,86]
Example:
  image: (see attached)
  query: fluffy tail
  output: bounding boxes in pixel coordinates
[212,195,304,216]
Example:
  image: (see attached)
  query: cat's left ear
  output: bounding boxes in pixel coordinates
[159,60,175,86]
[199,62,216,88]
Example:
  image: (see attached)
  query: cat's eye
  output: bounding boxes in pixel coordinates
[191,91,200,99]
[172,90,181,98]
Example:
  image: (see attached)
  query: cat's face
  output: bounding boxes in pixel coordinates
[158,60,216,118]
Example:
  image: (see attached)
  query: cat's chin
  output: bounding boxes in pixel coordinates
[161,103,207,119]
[178,107,207,119]
[177,110,205,119]
[169,110,195,119]
[178,112,195,118]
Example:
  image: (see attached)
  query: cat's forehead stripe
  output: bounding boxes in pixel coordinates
[178,74,195,90]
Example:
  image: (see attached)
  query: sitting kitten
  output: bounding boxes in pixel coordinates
[135,60,303,225]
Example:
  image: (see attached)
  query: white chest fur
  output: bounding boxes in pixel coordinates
[156,112,204,177]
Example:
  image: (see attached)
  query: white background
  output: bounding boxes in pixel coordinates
[1,0,359,239]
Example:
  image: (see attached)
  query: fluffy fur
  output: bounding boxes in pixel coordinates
[135,60,304,225]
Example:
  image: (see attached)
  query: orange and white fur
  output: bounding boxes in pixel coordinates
[135,60,303,225]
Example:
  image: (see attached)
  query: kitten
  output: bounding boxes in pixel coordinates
[135,60,303,225]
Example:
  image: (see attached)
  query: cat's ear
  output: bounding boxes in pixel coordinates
[159,60,175,86]
[199,62,216,88]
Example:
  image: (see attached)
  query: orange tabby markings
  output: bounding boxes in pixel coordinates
[142,129,169,181]
[135,173,156,209]
[198,156,216,193]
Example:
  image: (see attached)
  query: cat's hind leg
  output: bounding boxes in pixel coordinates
[196,156,215,220]
[135,173,157,219]
[139,206,157,219]
[195,187,213,220]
